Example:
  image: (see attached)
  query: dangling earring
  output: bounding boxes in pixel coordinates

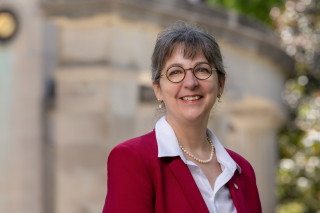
[158,99,163,108]
[218,93,222,103]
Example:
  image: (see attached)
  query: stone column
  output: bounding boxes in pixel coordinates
[226,96,285,213]
[0,0,43,213]
[54,66,139,213]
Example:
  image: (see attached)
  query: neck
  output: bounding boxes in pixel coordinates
[166,114,209,152]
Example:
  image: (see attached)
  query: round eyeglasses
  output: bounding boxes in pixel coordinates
[160,62,216,83]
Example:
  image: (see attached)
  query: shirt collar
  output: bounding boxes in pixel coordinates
[155,116,241,174]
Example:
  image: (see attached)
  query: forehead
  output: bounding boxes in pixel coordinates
[164,44,207,66]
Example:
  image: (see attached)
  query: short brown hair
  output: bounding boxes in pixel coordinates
[151,22,226,85]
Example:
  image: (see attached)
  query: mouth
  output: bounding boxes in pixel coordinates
[181,95,202,101]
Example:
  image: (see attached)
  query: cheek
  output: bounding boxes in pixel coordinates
[161,84,180,101]
[205,81,218,94]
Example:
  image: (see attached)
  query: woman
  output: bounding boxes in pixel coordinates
[102,23,262,213]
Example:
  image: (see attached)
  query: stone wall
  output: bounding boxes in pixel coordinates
[0,0,43,213]
[51,15,161,213]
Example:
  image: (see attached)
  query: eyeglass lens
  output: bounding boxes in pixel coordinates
[166,63,212,83]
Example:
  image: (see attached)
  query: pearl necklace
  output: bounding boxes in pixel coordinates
[178,136,215,164]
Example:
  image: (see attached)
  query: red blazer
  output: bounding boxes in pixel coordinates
[102,130,262,213]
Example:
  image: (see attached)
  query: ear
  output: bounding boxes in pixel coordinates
[218,75,226,94]
[152,81,163,101]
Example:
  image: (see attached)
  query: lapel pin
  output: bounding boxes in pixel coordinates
[234,183,238,190]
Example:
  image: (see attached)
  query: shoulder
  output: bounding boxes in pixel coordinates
[105,132,156,212]
[108,130,158,165]
[226,148,256,181]
[226,148,250,166]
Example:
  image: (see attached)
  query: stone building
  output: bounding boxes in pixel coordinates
[0,0,293,213]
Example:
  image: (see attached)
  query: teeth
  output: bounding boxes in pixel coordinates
[182,96,201,101]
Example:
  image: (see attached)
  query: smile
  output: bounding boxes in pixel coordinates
[181,96,202,101]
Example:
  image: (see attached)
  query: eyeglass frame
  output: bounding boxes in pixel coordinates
[158,62,218,83]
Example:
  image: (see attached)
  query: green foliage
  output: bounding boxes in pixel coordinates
[277,202,306,213]
[277,95,320,213]
[268,0,320,211]
[206,0,285,25]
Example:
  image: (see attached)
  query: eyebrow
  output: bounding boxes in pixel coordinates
[166,61,209,70]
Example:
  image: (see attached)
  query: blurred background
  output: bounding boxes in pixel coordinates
[0,0,319,212]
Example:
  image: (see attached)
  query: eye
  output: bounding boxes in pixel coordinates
[168,68,184,76]
[195,67,210,73]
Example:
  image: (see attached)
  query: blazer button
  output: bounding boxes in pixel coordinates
[234,183,238,190]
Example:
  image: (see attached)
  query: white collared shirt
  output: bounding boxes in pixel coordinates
[155,116,241,213]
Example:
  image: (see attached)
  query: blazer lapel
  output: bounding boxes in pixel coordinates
[227,172,247,213]
[169,157,210,213]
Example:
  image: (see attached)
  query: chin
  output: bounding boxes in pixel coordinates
[181,111,208,122]
[167,106,211,124]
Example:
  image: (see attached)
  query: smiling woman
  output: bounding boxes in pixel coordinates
[153,45,221,124]
[102,23,262,213]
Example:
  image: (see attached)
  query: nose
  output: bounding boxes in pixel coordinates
[183,69,199,89]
